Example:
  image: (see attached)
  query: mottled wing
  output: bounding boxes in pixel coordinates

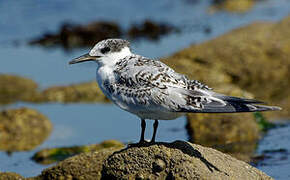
[112,55,281,113]
[112,55,211,111]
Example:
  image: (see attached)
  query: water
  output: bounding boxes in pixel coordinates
[0,103,186,176]
[254,123,290,179]
[0,0,289,178]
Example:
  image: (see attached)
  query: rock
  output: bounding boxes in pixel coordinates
[0,74,109,104]
[186,113,259,162]
[211,0,255,13]
[102,141,272,179]
[37,147,123,180]
[0,172,24,180]
[33,141,272,180]
[41,81,109,103]
[152,158,166,173]
[128,20,177,40]
[32,140,124,165]
[29,21,122,49]
[0,108,52,152]
[0,74,41,105]
[29,20,178,49]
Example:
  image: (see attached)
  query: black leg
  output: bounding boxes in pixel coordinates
[151,120,159,143]
[139,119,146,143]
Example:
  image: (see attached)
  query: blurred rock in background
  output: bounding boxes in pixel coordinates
[0,108,52,152]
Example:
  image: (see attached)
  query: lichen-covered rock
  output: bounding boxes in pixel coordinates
[0,172,24,180]
[211,0,255,13]
[41,81,109,103]
[0,74,40,104]
[37,147,123,180]
[102,141,272,180]
[0,108,52,152]
[32,140,124,165]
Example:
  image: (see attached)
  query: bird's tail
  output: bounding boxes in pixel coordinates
[179,94,281,113]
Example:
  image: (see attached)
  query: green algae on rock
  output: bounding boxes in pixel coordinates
[0,74,40,105]
[32,140,124,165]
[0,108,52,152]
[253,112,276,132]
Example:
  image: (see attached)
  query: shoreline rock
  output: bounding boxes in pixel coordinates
[186,113,259,162]
[34,141,272,180]
[0,74,40,105]
[41,81,109,103]
[37,147,122,180]
[128,20,177,40]
[210,0,255,13]
[29,20,178,49]
[32,140,124,165]
[0,172,24,180]
[29,22,122,49]
[0,74,109,104]
[0,107,52,152]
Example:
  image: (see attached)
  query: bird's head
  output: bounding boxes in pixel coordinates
[69,39,131,66]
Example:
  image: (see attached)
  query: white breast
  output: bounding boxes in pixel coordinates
[96,66,131,110]
[96,66,114,96]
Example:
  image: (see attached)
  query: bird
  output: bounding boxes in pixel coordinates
[69,38,281,143]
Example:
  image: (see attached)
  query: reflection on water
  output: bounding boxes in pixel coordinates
[0,0,290,178]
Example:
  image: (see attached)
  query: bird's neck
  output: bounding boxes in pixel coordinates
[98,47,132,67]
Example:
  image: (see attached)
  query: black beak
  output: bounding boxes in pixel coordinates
[69,53,100,65]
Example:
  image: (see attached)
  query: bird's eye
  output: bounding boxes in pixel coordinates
[100,47,110,54]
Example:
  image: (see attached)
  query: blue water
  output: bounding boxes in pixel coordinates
[254,123,290,179]
[0,0,289,178]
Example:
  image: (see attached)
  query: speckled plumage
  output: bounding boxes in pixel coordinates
[90,39,130,55]
[111,54,211,111]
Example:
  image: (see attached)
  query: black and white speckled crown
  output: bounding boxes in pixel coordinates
[97,39,130,52]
